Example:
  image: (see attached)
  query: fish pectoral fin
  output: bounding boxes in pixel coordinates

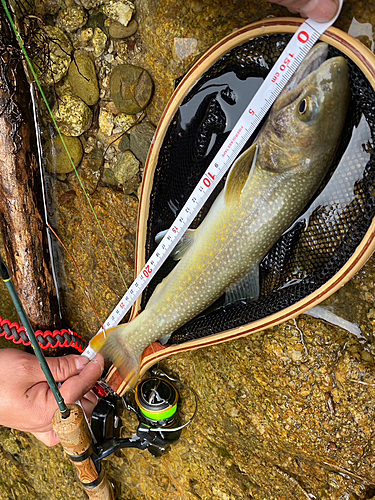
[224,263,260,305]
[224,142,258,205]
[155,229,168,245]
[156,228,197,261]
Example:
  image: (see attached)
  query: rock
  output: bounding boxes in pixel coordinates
[68,52,100,105]
[118,134,130,151]
[113,113,137,131]
[45,135,83,174]
[92,27,108,57]
[33,26,73,86]
[102,167,117,187]
[86,11,108,36]
[57,6,88,33]
[84,148,103,172]
[113,151,139,183]
[33,0,60,16]
[78,0,104,10]
[98,108,114,136]
[102,0,135,26]
[52,92,93,136]
[112,151,140,193]
[108,18,138,39]
[80,27,94,44]
[129,121,155,164]
[110,64,153,114]
[173,37,199,61]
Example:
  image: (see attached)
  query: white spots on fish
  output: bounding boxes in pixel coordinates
[99,47,350,380]
[316,64,334,101]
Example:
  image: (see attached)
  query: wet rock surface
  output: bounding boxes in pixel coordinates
[52,92,93,136]
[57,5,88,33]
[45,135,83,174]
[129,121,155,165]
[110,63,154,114]
[68,52,100,105]
[109,18,138,39]
[2,0,375,499]
[112,150,140,192]
[33,26,73,86]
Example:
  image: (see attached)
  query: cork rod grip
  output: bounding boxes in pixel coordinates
[52,403,115,500]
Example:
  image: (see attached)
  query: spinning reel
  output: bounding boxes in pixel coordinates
[91,369,198,461]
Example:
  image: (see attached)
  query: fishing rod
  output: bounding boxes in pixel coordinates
[0,5,197,497]
[0,253,115,499]
[0,254,198,498]
[0,254,69,418]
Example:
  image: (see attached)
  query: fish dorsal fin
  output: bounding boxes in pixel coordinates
[224,263,260,305]
[155,228,197,261]
[224,143,258,205]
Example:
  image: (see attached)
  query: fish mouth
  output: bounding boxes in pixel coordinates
[284,43,329,92]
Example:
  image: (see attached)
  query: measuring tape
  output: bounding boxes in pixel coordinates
[83,3,343,360]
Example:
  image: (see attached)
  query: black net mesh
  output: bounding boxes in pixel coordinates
[139,34,375,345]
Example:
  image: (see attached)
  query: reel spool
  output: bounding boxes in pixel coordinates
[92,371,198,458]
[135,377,179,425]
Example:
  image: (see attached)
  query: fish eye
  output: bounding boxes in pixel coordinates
[297,95,318,121]
[299,99,307,114]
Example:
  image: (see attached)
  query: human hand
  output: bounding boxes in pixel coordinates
[267,0,340,22]
[0,349,104,447]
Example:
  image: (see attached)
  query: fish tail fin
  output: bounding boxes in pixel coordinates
[89,325,140,390]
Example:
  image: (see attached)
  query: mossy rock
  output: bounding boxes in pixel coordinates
[129,121,155,164]
[110,64,153,114]
[33,26,73,86]
[108,18,138,39]
[68,52,100,106]
[45,135,83,174]
[52,92,93,136]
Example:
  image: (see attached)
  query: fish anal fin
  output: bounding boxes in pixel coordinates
[155,228,197,261]
[224,143,258,205]
[224,264,260,305]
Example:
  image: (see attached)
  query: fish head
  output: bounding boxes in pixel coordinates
[259,42,350,177]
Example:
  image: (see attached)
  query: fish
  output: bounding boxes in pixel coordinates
[90,42,350,389]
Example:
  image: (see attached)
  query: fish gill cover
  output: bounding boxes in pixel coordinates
[140,33,375,345]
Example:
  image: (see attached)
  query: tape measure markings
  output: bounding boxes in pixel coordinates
[83,8,343,359]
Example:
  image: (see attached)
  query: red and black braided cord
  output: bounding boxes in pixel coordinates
[0,316,87,353]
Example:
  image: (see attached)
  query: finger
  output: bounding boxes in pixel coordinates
[47,355,89,383]
[300,0,340,22]
[267,0,340,21]
[82,389,99,406]
[0,349,48,384]
[60,355,104,404]
[32,429,60,447]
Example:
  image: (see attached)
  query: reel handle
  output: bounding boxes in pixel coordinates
[52,403,115,500]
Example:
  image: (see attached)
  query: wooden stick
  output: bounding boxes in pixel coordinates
[52,404,115,500]
[0,3,60,331]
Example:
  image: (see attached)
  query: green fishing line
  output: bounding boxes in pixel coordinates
[1,0,128,289]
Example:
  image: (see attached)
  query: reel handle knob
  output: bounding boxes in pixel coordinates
[52,403,115,500]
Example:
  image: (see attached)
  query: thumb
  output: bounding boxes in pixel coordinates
[303,0,341,23]
[60,355,104,404]
[46,355,89,383]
